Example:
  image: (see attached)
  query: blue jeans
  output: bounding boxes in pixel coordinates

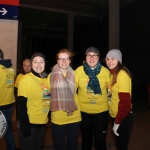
[1,104,15,150]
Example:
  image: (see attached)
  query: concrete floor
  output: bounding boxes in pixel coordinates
[1,98,150,150]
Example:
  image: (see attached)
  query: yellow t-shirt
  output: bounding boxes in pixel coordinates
[14,73,24,88]
[108,70,132,118]
[0,64,15,106]
[18,72,50,124]
[75,65,111,114]
[47,72,81,125]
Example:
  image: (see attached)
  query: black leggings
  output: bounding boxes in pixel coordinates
[18,125,46,150]
[112,112,133,150]
[80,111,109,150]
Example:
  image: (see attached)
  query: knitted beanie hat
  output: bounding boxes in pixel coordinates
[85,47,100,55]
[0,49,4,59]
[106,49,122,64]
[31,52,45,62]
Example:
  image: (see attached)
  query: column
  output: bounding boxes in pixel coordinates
[109,0,120,50]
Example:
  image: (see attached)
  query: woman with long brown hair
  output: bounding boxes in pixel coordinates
[105,49,133,150]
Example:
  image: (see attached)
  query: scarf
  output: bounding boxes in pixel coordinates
[50,64,77,115]
[83,60,102,94]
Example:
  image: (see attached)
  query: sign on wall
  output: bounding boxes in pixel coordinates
[0,4,19,20]
[0,0,19,20]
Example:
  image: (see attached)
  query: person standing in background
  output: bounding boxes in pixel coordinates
[48,49,81,150]
[105,49,133,150]
[14,58,31,90]
[75,47,110,150]
[0,49,16,150]
[14,59,31,120]
[17,52,50,150]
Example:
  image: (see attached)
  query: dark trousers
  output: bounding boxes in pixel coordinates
[18,125,46,150]
[51,122,80,150]
[1,104,16,150]
[112,112,133,150]
[80,111,109,150]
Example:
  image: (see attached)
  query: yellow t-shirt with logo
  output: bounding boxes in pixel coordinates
[108,70,132,118]
[0,64,15,106]
[75,65,110,114]
[14,73,24,88]
[18,72,50,124]
[47,72,81,125]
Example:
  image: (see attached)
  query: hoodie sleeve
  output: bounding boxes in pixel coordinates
[17,96,31,137]
[115,92,131,124]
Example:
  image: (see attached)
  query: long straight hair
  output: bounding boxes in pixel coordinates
[111,62,132,87]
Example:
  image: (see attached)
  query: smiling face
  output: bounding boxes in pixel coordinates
[86,52,99,68]
[57,52,71,72]
[32,56,45,75]
[106,57,118,69]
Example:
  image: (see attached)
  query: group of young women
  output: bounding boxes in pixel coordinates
[17,47,133,150]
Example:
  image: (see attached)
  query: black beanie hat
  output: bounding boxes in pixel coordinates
[0,49,4,59]
[31,52,45,62]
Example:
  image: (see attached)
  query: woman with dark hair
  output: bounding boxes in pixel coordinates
[17,52,50,150]
[105,49,133,150]
[75,47,110,150]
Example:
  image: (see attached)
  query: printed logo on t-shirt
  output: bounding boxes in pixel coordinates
[87,86,94,93]
[86,79,98,104]
[41,84,50,113]
[107,88,112,102]
[86,78,93,94]
[5,68,14,88]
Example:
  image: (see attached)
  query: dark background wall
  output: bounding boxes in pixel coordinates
[20,0,150,101]
[120,0,150,99]
[120,0,150,55]
[73,0,150,100]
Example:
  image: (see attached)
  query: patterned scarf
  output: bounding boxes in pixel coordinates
[50,64,77,115]
[83,60,102,94]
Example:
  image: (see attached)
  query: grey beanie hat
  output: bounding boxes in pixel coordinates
[31,52,45,62]
[106,49,122,64]
[85,47,100,55]
[0,49,4,59]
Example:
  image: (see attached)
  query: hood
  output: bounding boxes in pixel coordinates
[0,59,12,68]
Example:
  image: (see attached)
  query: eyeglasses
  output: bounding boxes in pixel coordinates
[86,54,99,59]
[58,57,70,61]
